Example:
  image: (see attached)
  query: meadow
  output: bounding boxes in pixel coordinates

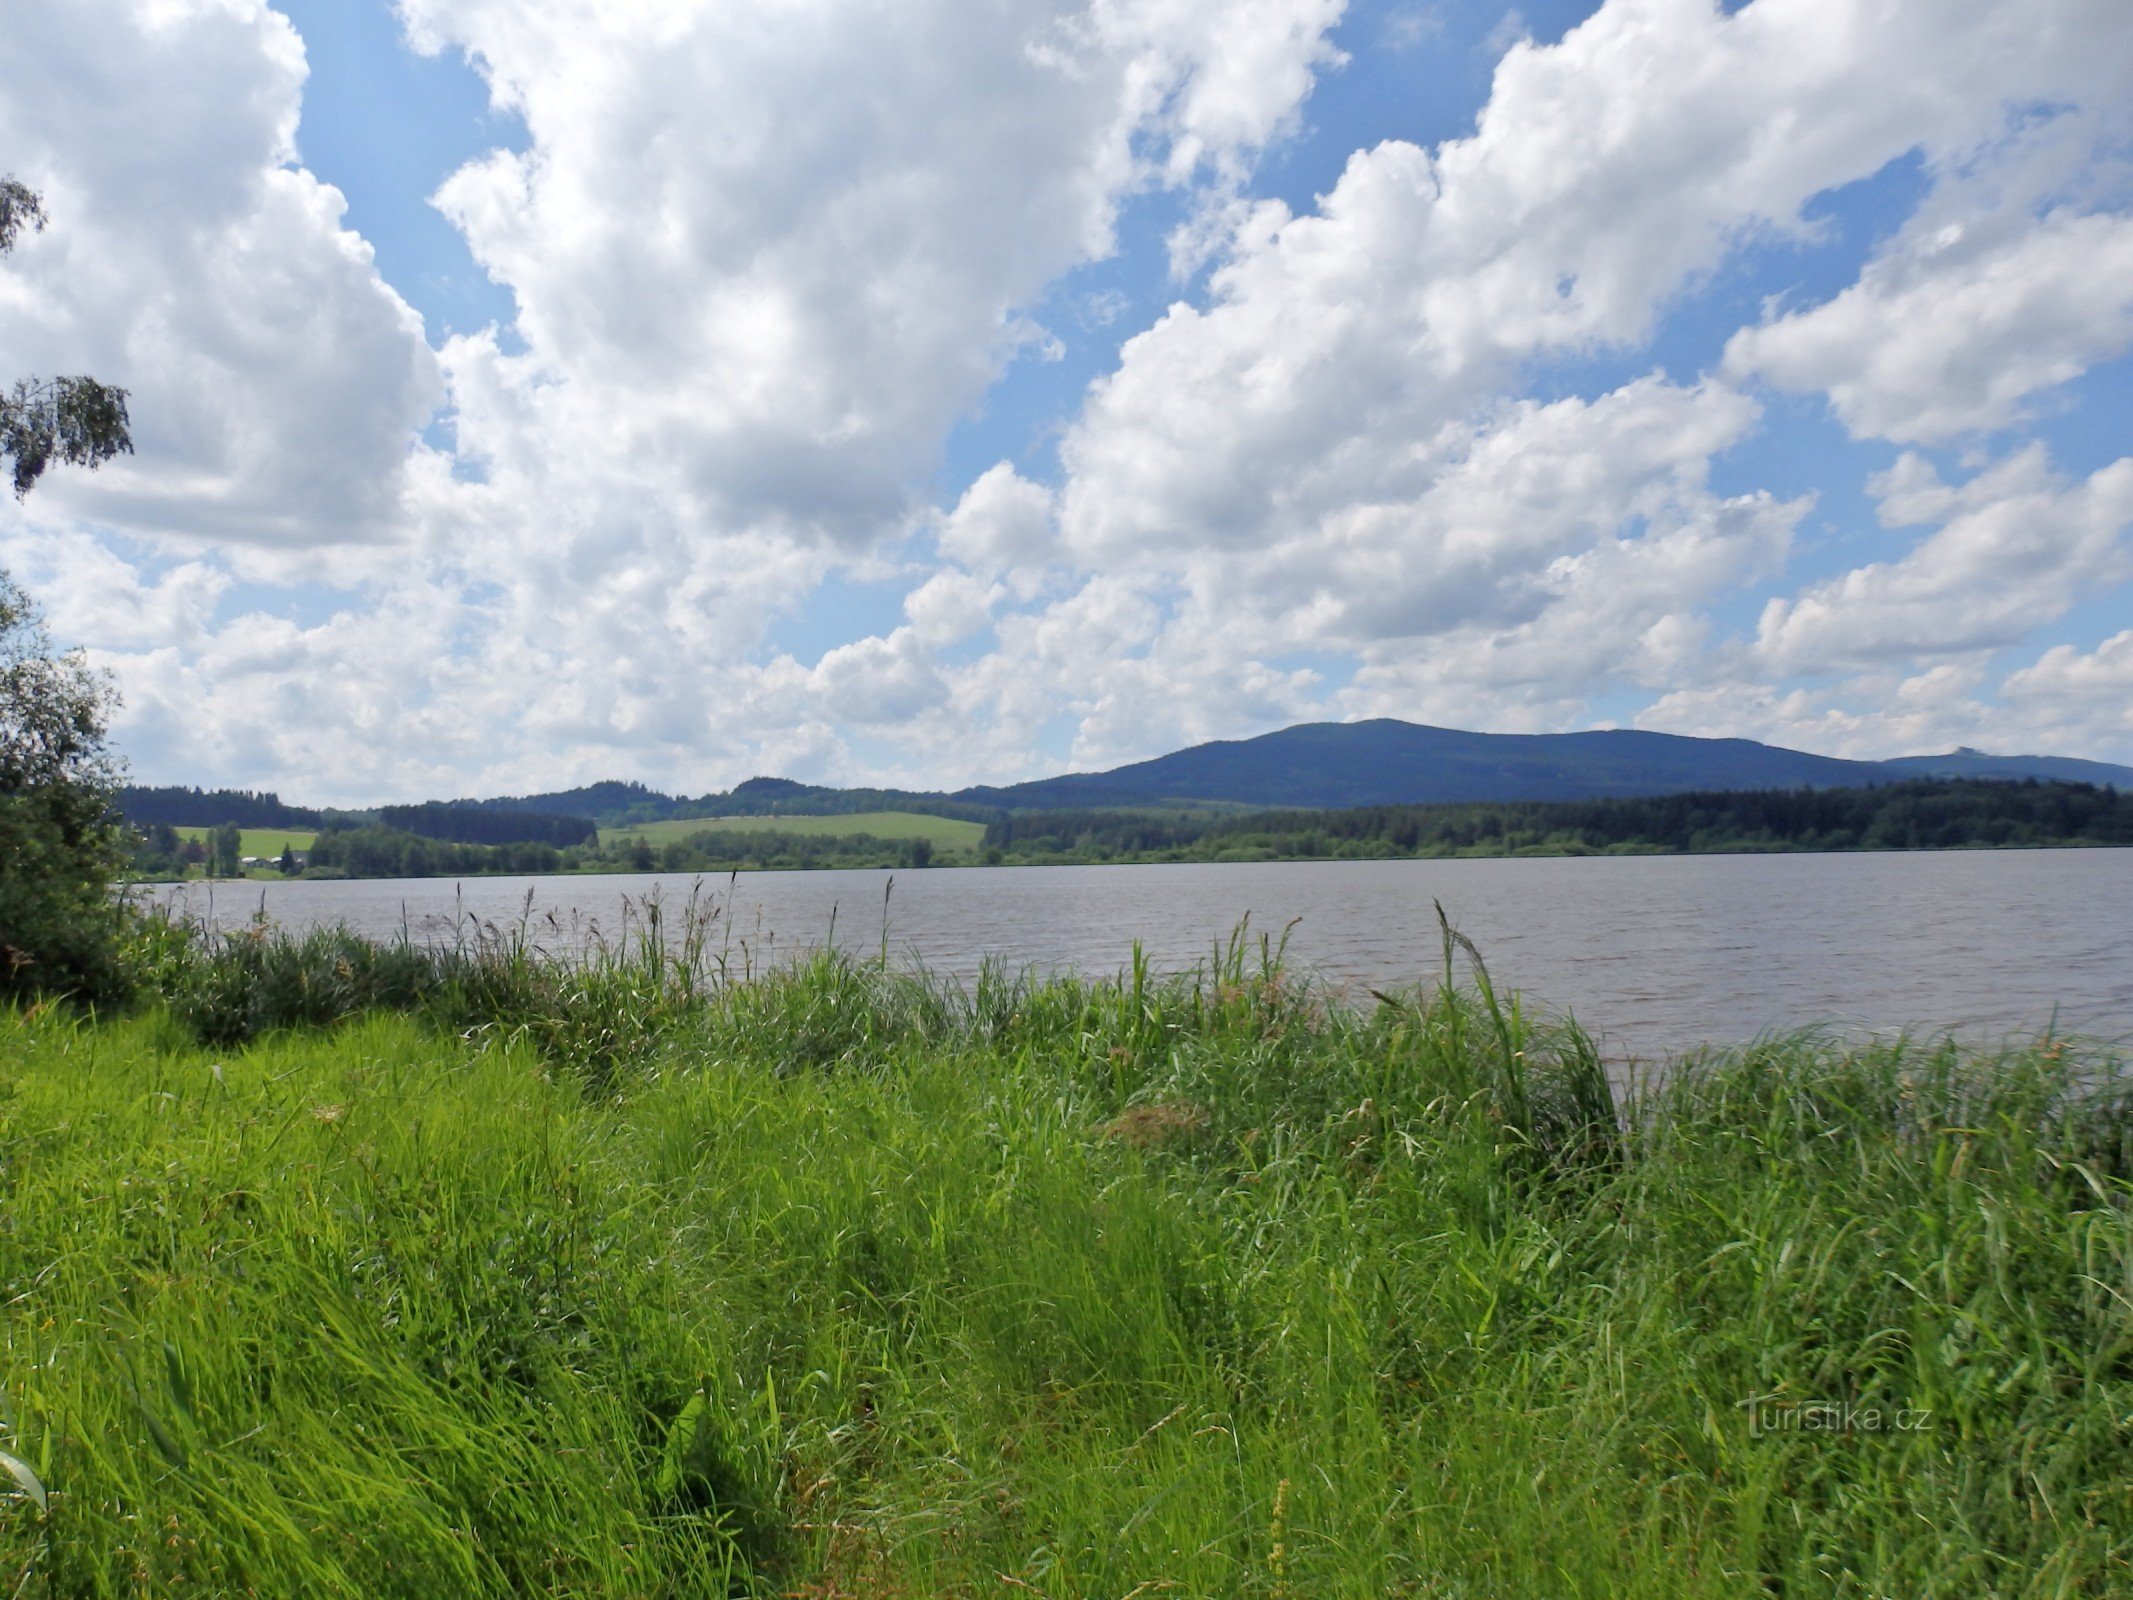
[0,907,2126,1597]
[171,826,318,859]
[601,811,986,857]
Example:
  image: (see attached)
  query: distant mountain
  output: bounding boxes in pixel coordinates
[1878,746,2133,787]
[958,721,1903,810]
[120,722,2133,832]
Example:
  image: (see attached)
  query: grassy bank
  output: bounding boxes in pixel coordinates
[1,915,2128,1596]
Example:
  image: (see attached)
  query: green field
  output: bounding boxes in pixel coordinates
[602,809,985,855]
[173,824,318,858]
[1,911,2126,1597]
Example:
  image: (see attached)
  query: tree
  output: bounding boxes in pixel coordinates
[207,822,243,879]
[0,571,125,999]
[1,178,132,496]
[0,178,135,1000]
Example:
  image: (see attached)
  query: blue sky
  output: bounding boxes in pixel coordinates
[272,0,521,345]
[2,0,2129,802]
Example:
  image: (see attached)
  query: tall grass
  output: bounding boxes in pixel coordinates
[0,905,2126,1595]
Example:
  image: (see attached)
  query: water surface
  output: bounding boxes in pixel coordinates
[160,849,2133,1063]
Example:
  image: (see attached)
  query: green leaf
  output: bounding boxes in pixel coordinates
[163,1341,194,1418]
[655,1391,711,1502]
[0,1447,47,1513]
[141,1405,188,1471]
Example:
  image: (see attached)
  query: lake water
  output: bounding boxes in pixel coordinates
[154,849,2133,1064]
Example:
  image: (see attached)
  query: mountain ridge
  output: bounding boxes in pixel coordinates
[123,720,2133,830]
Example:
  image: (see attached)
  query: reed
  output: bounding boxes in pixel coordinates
[0,907,2125,1596]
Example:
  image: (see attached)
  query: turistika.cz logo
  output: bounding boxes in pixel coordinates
[1743,1396,1935,1437]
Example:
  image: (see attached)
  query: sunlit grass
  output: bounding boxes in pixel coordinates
[170,826,317,858]
[1,910,2126,1596]
[599,811,986,856]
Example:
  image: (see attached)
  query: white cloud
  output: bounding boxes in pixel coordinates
[404,0,1347,548]
[1757,452,2133,673]
[9,0,2133,796]
[1635,665,1995,760]
[932,377,1804,769]
[903,570,1002,648]
[1728,208,2133,442]
[2008,630,2133,705]
[1061,0,2133,568]
[5,0,1352,798]
[2000,630,2133,754]
[0,0,441,550]
[1380,6,1445,54]
[998,0,2133,768]
[806,629,949,727]
[0,525,228,654]
[938,464,1058,573]
[1640,637,2133,766]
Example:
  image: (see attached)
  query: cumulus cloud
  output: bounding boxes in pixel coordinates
[9,0,2133,794]
[1635,665,1997,760]
[2002,631,2133,753]
[0,0,441,550]
[1728,209,2133,442]
[403,0,1347,547]
[1757,451,2133,674]
[903,570,1002,648]
[1060,0,2133,565]
[989,0,2133,765]
[4,0,1352,798]
[805,629,948,727]
[1640,634,2133,766]
[924,377,1805,769]
[938,465,1058,573]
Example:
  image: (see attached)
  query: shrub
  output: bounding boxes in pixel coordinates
[0,570,127,1004]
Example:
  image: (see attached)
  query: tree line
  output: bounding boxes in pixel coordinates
[118,785,321,828]
[584,828,938,875]
[119,793,595,848]
[304,827,568,879]
[980,779,2133,863]
[119,822,945,882]
[375,801,597,848]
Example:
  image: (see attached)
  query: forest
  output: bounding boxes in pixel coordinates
[115,776,2133,881]
[980,778,2133,863]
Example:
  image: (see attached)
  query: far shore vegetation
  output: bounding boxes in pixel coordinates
[122,775,2133,882]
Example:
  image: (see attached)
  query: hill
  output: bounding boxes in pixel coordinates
[118,721,2133,831]
[1878,746,2133,786]
[960,721,1908,810]
[117,785,321,828]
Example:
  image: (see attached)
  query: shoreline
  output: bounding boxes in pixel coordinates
[125,832,2133,887]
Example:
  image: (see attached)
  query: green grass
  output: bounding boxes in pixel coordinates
[1,911,2128,1596]
[172,825,317,859]
[601,810,986,856]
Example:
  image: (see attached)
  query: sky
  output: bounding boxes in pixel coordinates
[1,0,2130,806]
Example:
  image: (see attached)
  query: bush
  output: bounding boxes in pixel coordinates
[0,570,127,1004]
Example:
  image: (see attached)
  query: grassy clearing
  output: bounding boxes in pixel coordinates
[171,826,318,858]
[600,811,986,855]
[1,910,2128,1596]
